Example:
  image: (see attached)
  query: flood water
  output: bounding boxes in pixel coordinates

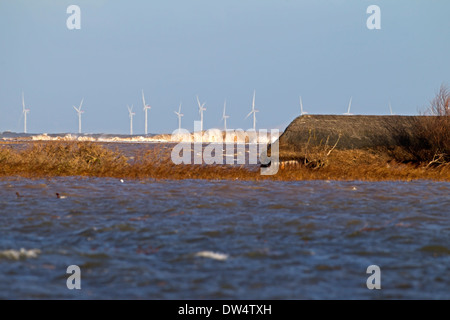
[0,177,449,300]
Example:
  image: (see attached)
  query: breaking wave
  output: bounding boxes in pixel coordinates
[1,131,279,144]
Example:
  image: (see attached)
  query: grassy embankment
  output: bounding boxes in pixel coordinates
[0,140,448,181]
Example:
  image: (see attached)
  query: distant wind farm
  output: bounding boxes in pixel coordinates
[9,90,405,136]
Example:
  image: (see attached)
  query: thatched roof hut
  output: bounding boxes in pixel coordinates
[275,115,425,161]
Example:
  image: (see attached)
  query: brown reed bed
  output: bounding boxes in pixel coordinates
[0,141,448,181]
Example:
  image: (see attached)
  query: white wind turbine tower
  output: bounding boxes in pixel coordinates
[21,92,30,133]
[142,90,152,135]
[300,96,308,115]
[222,100,229,131]
[343,97,353,115]
[127,105,135,135]
[174,102,183,130]
[196,95,206,132]
[389,102,394,115]
[73,98,84,134]
[245,90,259,130]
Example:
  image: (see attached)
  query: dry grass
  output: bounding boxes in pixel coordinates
[0,141,448,181]
[0,142,129,177]
[411,84,450,164]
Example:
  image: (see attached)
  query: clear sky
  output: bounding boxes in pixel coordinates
[0,0,449,134]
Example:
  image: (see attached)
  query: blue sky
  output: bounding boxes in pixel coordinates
[0,0,449,134]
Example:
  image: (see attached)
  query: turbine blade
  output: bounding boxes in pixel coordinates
[252,91,256,111]
[245,111,253,119]
[22,92,25,111]
[79,98,84,110]
[142,90,146,107]
[348,97,352,113]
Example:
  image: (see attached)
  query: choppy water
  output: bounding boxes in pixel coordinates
[0,178,449,299]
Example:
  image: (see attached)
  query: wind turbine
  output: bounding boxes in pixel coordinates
[21,92,30,133]
[245,90,259,130]
[389,102,394,115]
[73,98,84,134]
[222,100,229,131]
[343,97,353,115]
[196,95,206,132]
[300,96,308,115]
[127,105,135,135]
[142,90,152,135]
[174,102,183,130]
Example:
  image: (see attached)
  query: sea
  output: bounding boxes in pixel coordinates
[0,134,449,299]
